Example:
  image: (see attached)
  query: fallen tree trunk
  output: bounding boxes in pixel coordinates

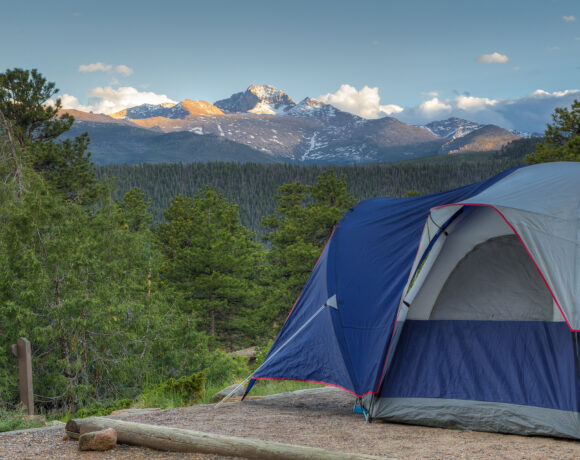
[66,416,387,459]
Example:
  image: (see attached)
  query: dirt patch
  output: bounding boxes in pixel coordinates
[2,388,580,459]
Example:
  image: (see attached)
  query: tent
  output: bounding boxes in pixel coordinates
[246,162,580,439]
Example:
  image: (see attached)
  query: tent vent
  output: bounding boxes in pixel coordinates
[325,295,338,310]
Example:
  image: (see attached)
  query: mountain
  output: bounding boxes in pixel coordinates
[440,124,521,154]
[60,117,278,165]
[62,109,132,125]
[110,100,223,120]
[423,117,482,139]
[105,88,448,163]
[419,117,522,154]
[60,86,522,165]
[214,84,296,114]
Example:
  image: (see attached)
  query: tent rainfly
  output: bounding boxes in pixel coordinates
[245,162,580,439]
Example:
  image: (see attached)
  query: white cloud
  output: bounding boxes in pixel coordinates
[318,84,388,119]
[87,86,175,113]
[316,82,579,132]
[394,89,580,132]
[563,15,576,22]
[114,65,133,76]
[58,94,93,112]
[455,95,498,111]
[417,97,452,116]
[513,66,520,71]
[531,89,578,98]
[79,62,112,73]
[78,62,134,76]
[48,87,176,114]
[476,52,509,64]
[380,104,404,115]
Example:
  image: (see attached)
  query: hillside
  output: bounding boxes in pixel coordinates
[62,121,279,164]
[442,124,521,154]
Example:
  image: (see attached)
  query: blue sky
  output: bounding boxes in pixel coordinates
[1,0,578,130]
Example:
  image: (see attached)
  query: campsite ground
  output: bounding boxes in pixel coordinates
[2,388,580,459]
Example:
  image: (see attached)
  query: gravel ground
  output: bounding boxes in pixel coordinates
[1,388,580,459]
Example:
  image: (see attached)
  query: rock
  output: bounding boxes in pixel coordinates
[211,384,245,403]
[79,428,117,451]
[24,414,46,426]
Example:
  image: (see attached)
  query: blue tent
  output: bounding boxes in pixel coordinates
[247,162,580,439]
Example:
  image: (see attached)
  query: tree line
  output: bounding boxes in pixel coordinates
[97,140,531,234]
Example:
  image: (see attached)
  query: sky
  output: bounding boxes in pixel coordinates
[1,0,579,131]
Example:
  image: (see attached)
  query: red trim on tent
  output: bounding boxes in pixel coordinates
[432,203,576,332]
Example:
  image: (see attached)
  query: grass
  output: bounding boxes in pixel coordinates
[0,380,323,431]
[239,379,323,397]
[0,407,45,433]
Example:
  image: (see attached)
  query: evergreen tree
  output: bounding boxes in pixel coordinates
[0,68,97,202]
[526,100,580,164]
[0,68,73,146]
[156,188,264,346]
[263,171,355,327]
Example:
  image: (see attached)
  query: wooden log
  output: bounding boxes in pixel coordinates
[65,419,80,433]
[68,416,387,460]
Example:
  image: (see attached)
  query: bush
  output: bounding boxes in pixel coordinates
[138,371,207,408]
[0,405,44,432]
[74,398,133,419]
[205,352,248,387]
[253,340,274,371]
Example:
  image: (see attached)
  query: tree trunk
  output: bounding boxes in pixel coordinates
[66,417,385,460]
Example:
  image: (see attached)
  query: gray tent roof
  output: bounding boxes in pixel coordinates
[429,162,580,329]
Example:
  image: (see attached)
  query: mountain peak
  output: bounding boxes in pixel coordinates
[215,85,295,114]
[423,118,483,139]
[178,99,224,117]
[301,97,327,107]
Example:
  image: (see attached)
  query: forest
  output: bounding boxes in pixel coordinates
[97,139,534,233]
[0,68,576,426]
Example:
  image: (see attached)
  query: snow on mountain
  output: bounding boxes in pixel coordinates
[109,100,222,119]
[83,86,525,164]
[214,84,296,114]
[109,102,177,120]
[510,129,542,139]
[423,117,483,139]
[286,98,336,119]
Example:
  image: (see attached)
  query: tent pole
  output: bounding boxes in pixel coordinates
[573,332,580,407]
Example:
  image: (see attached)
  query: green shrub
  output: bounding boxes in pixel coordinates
[138,370,207,409]
[74,398,133,419]
[205,352,248,387]
[253,340,274,371]
[0,406,44,432]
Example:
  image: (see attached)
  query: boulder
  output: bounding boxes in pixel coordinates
[211,384,244,403]
[79,427,117,451]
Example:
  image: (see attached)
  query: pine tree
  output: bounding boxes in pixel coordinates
[156,188,264,346]
[0,68,97,202]
[526,100,580,164]
[0,68,73,146]
[263,171,355,327]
